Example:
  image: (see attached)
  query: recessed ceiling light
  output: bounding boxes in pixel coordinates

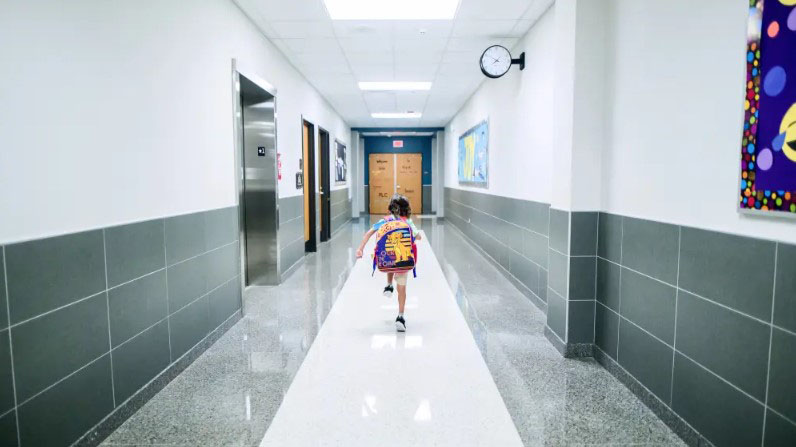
[359,82,432,91]
[323,0,459,20]
[372,112,422,119]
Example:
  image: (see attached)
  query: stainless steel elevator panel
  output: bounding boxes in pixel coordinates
[240,75,279,285]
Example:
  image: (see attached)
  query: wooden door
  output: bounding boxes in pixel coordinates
[369,153,395,215]
[302,122,311,244]
[302,121,319,252]
[396,153,422,214]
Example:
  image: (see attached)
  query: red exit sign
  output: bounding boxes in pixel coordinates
[393,140,404,148]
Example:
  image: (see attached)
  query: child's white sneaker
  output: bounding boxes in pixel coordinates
[383,284,394,298]
[395,315,406,332]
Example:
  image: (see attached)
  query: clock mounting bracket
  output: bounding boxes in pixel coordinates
[511,52,525,71]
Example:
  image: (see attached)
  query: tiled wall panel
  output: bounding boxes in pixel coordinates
[0,205,242,446]
[443,187,549,311]
[279,195,305,276]
[330,189,352,237]
[593,212,796,447]
[422,185,432,214]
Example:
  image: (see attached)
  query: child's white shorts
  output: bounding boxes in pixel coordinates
[394,273,408,286]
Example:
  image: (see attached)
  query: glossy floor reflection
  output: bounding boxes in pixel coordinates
[425,218,684,446]
[103,217,684,447]
[259,221,522,446]
[102,223,362,446]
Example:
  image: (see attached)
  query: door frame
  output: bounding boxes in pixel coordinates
[231,58,280,297]
[302,118,317,253]
[318,127,332,242]
[367,152,423,214]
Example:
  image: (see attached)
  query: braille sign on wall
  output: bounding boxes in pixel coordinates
[258,146,266,156]
[393,140,404,148]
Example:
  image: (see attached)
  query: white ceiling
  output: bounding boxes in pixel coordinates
[234,0,554,128]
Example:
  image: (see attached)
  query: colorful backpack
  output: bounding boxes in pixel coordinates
[372,216,418,277]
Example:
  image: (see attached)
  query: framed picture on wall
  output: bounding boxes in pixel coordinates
[458,120,489,187]
[335,140,347,184]
[739,0,796,216]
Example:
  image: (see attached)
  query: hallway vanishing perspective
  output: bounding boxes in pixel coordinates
[1,0,795,446]
[103,219,684,446]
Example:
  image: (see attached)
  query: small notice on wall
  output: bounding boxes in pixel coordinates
[258,147,265,156]
[393,140,404,148]
[277,153,282,180]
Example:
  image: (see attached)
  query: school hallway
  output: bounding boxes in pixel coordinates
[102,218,682,446]
[3,0,796,446]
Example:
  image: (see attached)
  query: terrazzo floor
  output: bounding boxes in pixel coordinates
[102,217,684,446]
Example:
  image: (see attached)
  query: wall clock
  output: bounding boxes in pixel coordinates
[479,45,525,79]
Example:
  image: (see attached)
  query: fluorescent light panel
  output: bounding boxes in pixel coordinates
[372,112,422,119]
[359,81,432,91]
[323,0,459,20]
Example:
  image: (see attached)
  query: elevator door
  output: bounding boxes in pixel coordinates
[240,75,278,285]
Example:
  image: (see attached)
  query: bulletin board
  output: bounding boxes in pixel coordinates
[739,0,796,216]
[458,120,489,187]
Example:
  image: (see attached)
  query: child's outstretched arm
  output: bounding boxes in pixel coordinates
[356,229,376,258]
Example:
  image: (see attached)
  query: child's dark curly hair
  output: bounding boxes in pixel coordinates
[388,194,412,218]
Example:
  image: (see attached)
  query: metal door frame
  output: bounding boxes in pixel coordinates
[367,152,423,214]
[318,127,332,242]
[231,58,280,296]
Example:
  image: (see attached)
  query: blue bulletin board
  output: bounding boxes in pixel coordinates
[458,120,489,187]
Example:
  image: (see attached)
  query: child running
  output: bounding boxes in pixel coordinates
[356,194,421,332]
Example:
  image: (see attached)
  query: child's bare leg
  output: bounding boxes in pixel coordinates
[397,284,407,314]
[387,272,394,284]
[395,273,408,314]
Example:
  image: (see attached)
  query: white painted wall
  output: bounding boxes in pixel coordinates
[444,6,555,204]
[602,0,796,244]
[568,0,606,211]
[0,0,348,244]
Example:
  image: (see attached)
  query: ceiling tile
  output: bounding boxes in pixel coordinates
[393,65,438,80]
[236,0,536,126]
[393,20,453,39]
[339,37,393,53]
[349,63,395,80]
[278,38,340,54]
[394,51,444,66]
[332,21,394,39]
[394,37,448,54]
[295,57,351,75]
[456,0,534,20]
[363,92,397,111]
[436,61,483,78]
[246,0,330,21]
[270,20,335,38]
[522,0,554,21]
[395,91,428,111]
[346,51,394,65]
[451,20,518,38]
[446,37,505,52]
[442,50,482,64]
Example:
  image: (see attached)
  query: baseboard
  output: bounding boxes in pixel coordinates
[593,347,712,447]
[280,255,306,283]
[544,325,566,356]
[565,342,594,358]
[74,310,243,446]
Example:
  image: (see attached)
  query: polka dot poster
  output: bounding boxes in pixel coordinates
[740,0,796,215]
